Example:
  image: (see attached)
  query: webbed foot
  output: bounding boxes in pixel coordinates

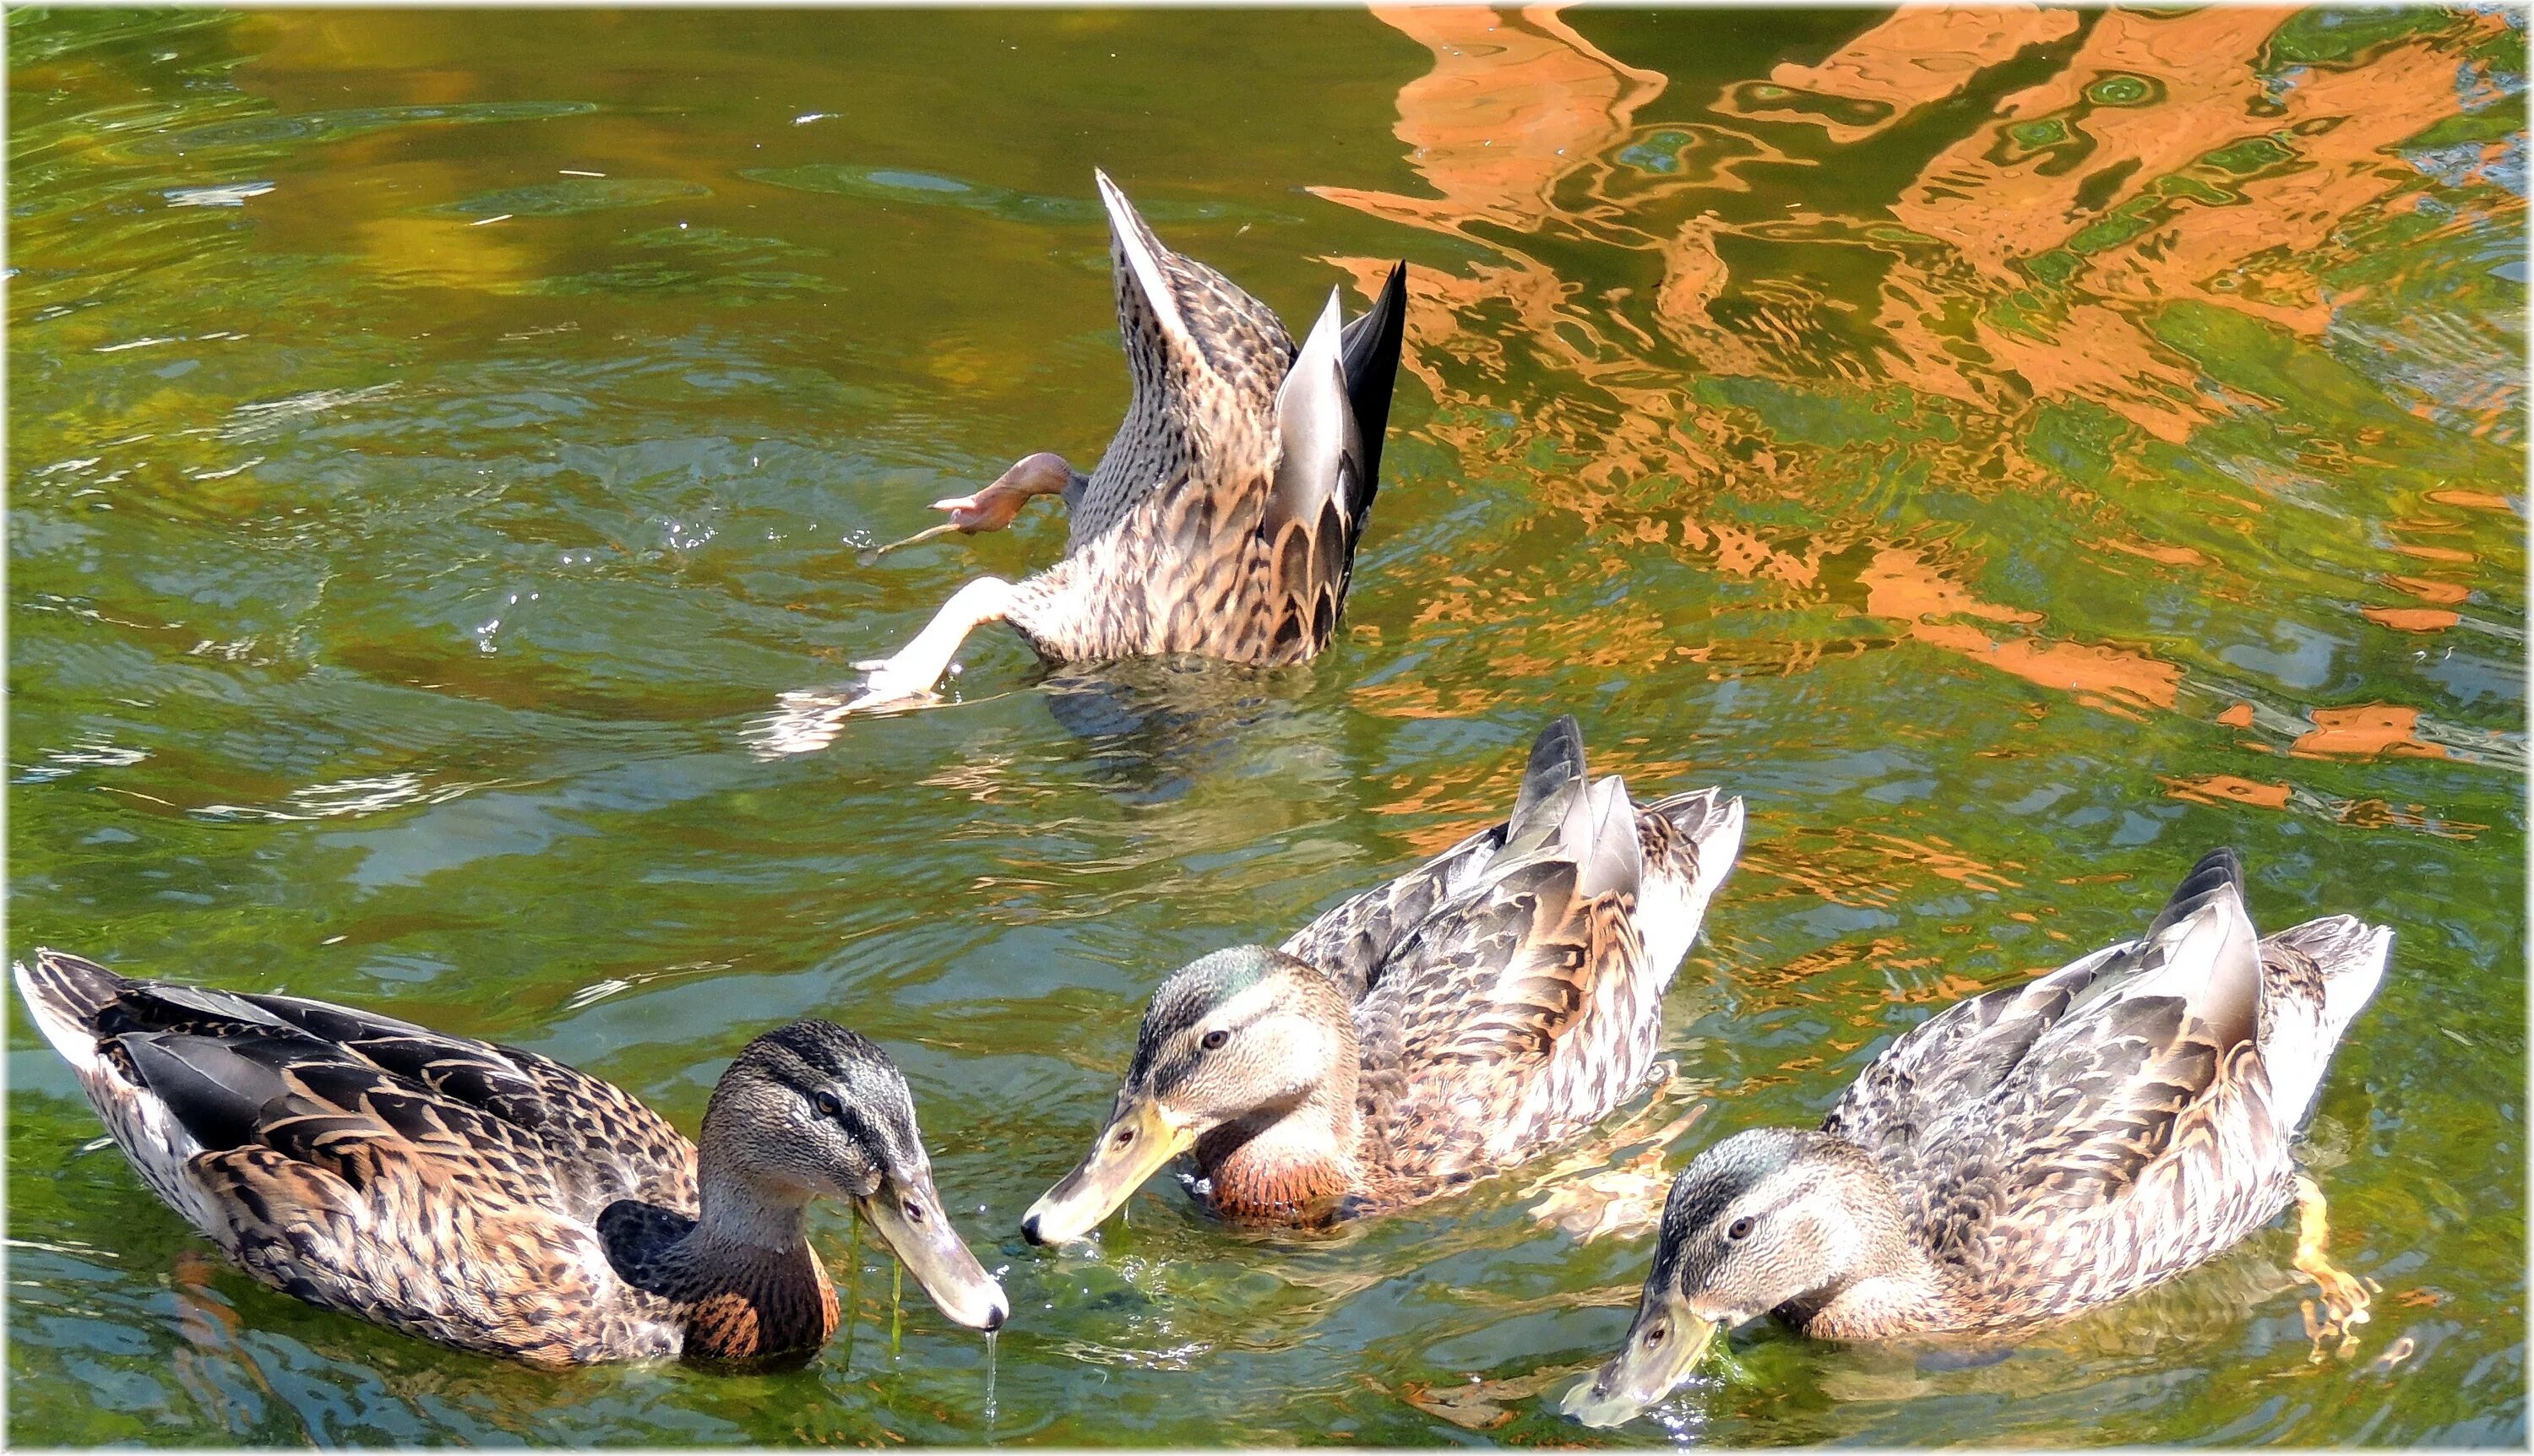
[2292,1171,2374,1362]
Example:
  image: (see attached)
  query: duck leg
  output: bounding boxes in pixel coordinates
[845,576,1020,709]
[748,576,1021,757]
[865,454,1081,558]
[930,452,1081,533]
[2291,1171,2373,1361]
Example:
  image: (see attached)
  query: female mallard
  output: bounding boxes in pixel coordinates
[1563,850,2390,1426]
[1020,716,1744,1241]
[14,949,1007,1366]
[812,171,1408,719]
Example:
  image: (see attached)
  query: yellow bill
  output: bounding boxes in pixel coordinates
[1021,1097,1194,1245]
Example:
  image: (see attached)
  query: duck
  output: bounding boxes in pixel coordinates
[14,948,1008,1366]
[1019,715,1745,1241]
[809,170,1409,719]
[1561,849,2391,1426]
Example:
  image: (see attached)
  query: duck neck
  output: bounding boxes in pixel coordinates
[1771,1165,1971,1339]
[653,1154,838,1362]
[1198,1063,1362,1226]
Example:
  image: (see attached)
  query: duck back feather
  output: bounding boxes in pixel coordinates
[16,948,699,1365]
[1269,717,1743,1196]
[1819,850,2390,1325]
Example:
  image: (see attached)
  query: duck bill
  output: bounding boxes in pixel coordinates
[1558,1291,1718,1429]
[1021,1097,1194,1244]
[857,1171,1008,1331]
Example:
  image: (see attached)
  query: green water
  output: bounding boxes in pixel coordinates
[7,6,2525,1446]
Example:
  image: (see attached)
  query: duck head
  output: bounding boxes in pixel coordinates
[1021,947,1357,1243]
[704,1020,1008,1330]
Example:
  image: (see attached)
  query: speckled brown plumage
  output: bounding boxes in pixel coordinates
[1642,849,2392,1344]
[1003,173,1406,668]
[1118,718,1743,1229]
[13,953,902,1366]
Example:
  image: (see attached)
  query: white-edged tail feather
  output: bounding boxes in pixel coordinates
[2259,915,2394,1131]
[15,948,119,1073]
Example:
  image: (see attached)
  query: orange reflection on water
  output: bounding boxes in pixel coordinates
[2167,774,2294,811]
[1716,5,2081,144]
[2289,704,2449,762]
[1310,6,1664,240]
[2363,606,2463,633]
[1319,3,2510,889]
[2166,773,2487,840]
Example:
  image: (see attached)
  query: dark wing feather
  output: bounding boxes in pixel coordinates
[240,991,553,1129]
[1335,260,1408,514]
[96,980,555,1134]
[94,972,684,1220]
[1253,291,1368,664]
[117,1032,299,1153]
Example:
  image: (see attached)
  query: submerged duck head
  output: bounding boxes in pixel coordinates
[1021,947,1357,1243]
[1563,1127,1902,1426]
[704,1020,1008,1330]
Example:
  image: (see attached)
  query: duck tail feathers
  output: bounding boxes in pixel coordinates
[1337,260,1407,503]
[2145,848,2247,942]
[1501,716,1588,861]
[14,947,124,1065]
[2270,915,2393,1043]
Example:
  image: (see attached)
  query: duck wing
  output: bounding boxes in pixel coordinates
[1900,852,2299,1313]
[1822,938,2134,1166]
[1279,716,1585,1001]
[1065,171,1296,546]
[15,950,692,1363]
[1358,750,1656,1174]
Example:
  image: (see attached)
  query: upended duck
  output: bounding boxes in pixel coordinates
[758,171,1408,752]
[1563,849,2390,1426]
[1020,717,1745,1241]
[14,949,1007,1366]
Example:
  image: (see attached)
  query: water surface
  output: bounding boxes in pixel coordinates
[8,6,2525,1446]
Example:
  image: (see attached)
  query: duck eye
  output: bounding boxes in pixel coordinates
[1645,1322,1667,1346]
[1113,1125,1137,1149]
[813,1089,846,1121]
[1200,1029,1230,1051]
[902,1196,924,1223]
[1726,1215,1755,1241]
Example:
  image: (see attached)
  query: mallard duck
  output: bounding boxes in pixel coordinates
[14,949,1007,1366]
[1562,849,2391,1426]
[1020,716,1745,1241]
[815,170,1409,717]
